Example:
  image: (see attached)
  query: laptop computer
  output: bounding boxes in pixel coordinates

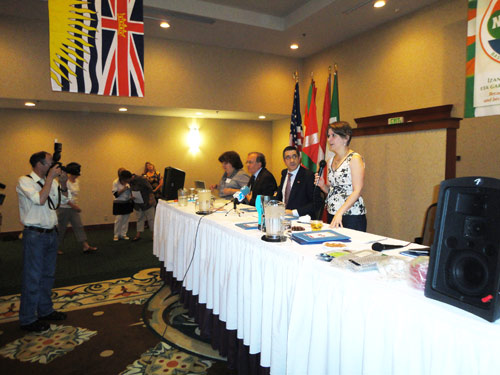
[194,180,206,189]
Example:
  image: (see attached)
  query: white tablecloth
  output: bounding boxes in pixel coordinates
[154,200,500,374]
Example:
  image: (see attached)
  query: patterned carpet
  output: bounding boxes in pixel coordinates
[0,268,232,375]
[146,283,226,361]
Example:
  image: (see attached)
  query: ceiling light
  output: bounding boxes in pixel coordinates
[195,112,203,116]
[160,21,170,29]
[290,44,299,50]
[373,1,386,8]
[119,107,128,112]
[25,101,36,107]
[259,115,266,119]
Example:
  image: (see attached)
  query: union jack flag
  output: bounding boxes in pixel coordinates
[49,0,144,97]
[289,82,303,152]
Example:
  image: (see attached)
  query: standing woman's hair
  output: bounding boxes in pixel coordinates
[327,121,353,146]
[143,162,156,175]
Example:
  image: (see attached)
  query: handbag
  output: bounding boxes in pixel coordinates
[113,200,134,215]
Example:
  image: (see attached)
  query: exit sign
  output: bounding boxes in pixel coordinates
[388,116,404,125]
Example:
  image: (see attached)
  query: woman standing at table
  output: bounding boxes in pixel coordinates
[315,121,367,231]
[143,161,163,202]
[210,151,250,199]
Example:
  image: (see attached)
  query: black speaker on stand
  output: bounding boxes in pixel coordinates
[425,176,500,322]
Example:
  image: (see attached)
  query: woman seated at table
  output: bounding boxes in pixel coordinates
[315,121,367,231]
[210,151,250,199]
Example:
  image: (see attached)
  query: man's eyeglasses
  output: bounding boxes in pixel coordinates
[284,154,298,161]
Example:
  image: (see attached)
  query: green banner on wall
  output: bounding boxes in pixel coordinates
[465,0,500,117]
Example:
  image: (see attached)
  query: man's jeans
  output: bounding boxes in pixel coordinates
[19,229,58,325]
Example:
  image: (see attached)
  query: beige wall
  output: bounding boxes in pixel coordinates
[270,118,292,178]
[0,109,273,232]
[0,16,301,115]
[354,131,446,239]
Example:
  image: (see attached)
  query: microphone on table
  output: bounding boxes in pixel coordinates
[315,160,327,186]
[371,242,406,251]
[233,185,250,210]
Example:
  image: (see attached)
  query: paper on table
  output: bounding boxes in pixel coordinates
[131,191,144,204]
[332,228,388,244]
[297,214,311,223]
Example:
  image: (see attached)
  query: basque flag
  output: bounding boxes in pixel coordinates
[49,0,144,97]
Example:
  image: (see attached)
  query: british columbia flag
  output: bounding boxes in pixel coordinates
[49,0,144,97]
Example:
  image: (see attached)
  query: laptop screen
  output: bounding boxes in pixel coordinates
[194,180,206,189]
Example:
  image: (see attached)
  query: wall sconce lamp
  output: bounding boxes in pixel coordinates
[188,125,201,153]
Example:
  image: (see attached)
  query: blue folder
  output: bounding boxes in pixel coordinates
[235,222,260,230]
[291,230,351,245]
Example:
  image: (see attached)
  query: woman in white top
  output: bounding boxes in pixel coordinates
[315,121,367,231]
[57,162,97,254]
[112,169,133,240]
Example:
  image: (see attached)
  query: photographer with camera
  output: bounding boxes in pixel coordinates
[16,151,70,332]
[57,162,98,254]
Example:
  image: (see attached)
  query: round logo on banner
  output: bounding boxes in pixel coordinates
[480,0,500,62]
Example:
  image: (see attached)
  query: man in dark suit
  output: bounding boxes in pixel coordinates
[275,146,324,218]
[245,152,277,206]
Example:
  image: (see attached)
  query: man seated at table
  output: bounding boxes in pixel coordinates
[245,152,277,206]
[275,146,324,218]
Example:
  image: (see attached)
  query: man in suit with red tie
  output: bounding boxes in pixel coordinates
[275,146,323,218]
[245,152,277,206]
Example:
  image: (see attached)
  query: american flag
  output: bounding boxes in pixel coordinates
[49,0,144,97]
[289,82,303,151]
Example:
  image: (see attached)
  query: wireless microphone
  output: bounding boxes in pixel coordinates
[371,242,406,251]
[315,160,327,186]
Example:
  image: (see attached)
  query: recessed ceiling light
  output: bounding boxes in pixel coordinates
[373,0,386,8]
[160,21,170,29]
[25,101,36,107]
[259,115,266,119]
[118,107,128,112]
[290,44,299,50]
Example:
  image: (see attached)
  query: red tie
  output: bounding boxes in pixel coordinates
[285,173,292,205]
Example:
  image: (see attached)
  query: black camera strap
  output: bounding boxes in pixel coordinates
[26,175,61,210]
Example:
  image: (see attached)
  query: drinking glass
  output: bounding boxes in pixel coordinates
[310,220,323,231]
[178,189,188,206]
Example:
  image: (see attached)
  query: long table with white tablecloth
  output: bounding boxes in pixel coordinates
[153,200,500,374]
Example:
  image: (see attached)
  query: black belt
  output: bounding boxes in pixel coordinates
[24,226,57,233]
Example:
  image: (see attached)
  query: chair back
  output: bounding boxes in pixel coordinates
[416,203,437,246]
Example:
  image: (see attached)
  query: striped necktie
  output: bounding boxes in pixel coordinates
[285,173,292,205]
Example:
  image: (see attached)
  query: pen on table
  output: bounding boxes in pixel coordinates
[403,248,430,253]
[349,259,361,266]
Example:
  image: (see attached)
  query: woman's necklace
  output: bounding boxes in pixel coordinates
[333,149,351,170]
